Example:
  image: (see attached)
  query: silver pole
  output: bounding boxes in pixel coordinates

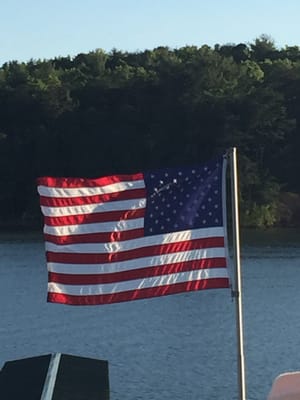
[40,353,61,400]
[230,147,247,400]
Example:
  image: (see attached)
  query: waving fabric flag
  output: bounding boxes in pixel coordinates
[37,155,230,305]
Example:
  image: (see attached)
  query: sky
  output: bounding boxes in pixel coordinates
[1,0,300,65]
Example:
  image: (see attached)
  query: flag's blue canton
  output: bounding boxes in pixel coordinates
[143,157,224,236]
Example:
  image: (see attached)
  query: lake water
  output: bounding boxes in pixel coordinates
[0,229,299,400]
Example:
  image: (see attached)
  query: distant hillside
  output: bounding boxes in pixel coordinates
[0,35,300,228]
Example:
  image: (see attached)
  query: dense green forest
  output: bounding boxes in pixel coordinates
[0,35,300,229]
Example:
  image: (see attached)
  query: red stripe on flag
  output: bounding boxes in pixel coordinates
[47,278,230,305]
[39,188,146,207]
[37,173,144,188]
[48,257,227,285]
[44,208,145,226]
[46,236,225,264]
[44,228,145,245]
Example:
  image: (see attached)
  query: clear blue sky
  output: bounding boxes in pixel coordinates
[1,0,300,65]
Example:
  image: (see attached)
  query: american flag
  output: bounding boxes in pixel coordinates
[37,155,230,305]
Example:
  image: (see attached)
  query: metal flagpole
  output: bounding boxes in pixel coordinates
[229,147,247,400]
[40,353,61,400]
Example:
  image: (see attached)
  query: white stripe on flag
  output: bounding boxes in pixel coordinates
[44,218,144,236]
[45,226,225,253]
[41,198,146,217]
[48,268,228,295]
[47,247,227,274]
[38,180,145,198]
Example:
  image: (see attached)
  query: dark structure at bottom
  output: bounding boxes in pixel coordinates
[0,353,109,399]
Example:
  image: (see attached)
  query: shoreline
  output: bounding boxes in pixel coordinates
[0,220,299,233]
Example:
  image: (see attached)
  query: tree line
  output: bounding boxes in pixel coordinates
[0,35,299,229]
